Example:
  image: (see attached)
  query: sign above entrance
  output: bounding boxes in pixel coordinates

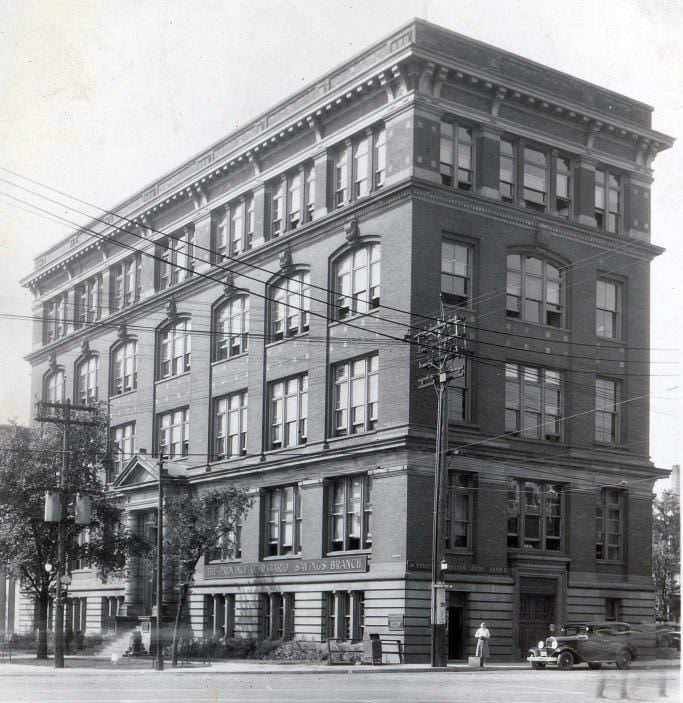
[204,555,368,580]
[406,560,509,575]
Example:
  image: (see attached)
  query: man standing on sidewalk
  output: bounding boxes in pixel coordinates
[474,623,491,669]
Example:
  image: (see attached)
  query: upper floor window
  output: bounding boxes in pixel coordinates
[45,369,65,403]
[214,295,249,361]
[374,127,386,189]
[110,422,135,480]
[440,121,473,190]
[506,254,563,327]
[327,474,372,552]
[353,136,370,198]
[523,147,547,211]
[334,143,349,207]
[156,227,194,291]
[441,241,471,307]
[288,171,302,229]
[505,363,561,441]
[269,374,308,450]
[157,407,189,459]
[111,339,137,395]
[213,390,247,460]
[207,505,242,561]
[500,138,515,202]
[595,169,621,233]
[596,488,623,561]
[596,279,622,339]
[76,356,99,404]
[158,318,191,379]
[270,271,310,341]
[44,295,67,343]
[271,179,284,238]
[506,480,563,551]
[595,377,620,444]
[448,362,468,424]
[263,485,302,557]
[110,255,142,312]
[333,353,378,437]
[305,165,316,220]
[555,155,572,217]
[334,244,380,320]
[446,473,474,551]
[75,276,102,328]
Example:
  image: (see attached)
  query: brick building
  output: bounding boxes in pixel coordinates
[19,20,673,661]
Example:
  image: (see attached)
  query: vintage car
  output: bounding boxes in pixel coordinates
[655,622,681,651]
[527,622,638,670]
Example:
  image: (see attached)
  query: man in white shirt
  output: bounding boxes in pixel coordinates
[474,622,491,669]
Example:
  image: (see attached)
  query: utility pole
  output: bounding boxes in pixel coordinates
[154,454,165,671]
[36,399,98,669]
[414,316,467,668]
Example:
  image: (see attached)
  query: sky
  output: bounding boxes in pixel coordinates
[0,0,680,477]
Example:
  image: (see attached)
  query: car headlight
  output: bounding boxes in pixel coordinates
[548,637,558,650]
[538,640,545,649]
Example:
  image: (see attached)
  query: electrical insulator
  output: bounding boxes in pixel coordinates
[44,491,62,522]
[75,493,92,525]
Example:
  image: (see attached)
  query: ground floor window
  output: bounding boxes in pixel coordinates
[324,591,365,641]
[260,593,294,640]
[605,597,623,622]
[203,593,236,639]
[101,596,124,632]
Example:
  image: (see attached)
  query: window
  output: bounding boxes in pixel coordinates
[374,127,386,188]
[440,120,473,189]
[506,480,563,551]
[230,199,246,255]
[263,485,302,557]
[214,296,249,360]
[324,591,365,640]
[45,369,65,403]
[555,155,572,217]
[596,488,623,561]
[271,179,284,237]
[207,504,242,561]
[334,144,349,207]
[110,255,142,312]
[353,136,370,198]
[505,364,562,441]
[214,208,229,263]
[334,244,380,320]
[596,279,621,339]
[111,422,135,479]
[44,295,67,343]
[261,593,294,640]
[333,354,379,436]
[157,407,189,459]
[441,241,471,307]
[213,391,248,460]
[595,378,620,444]
[327,475,372,552]
[246,194,255,249]
[506,254,563,327]
[500,138,515,202]
[270,271,310,341]
[523,147,547,210]
[158,319,191,379]
[269,375,307,449]
[74,277,102,328]
[156,228,194,290]
[595,169,621,233]
[446,473,474,550]
[305,165,316,220]
[288,171,302,229]
[203,593,236,639]
[112,339,137,395]
[605,598,623,621]
[76,356,99,404]
[448,384,467,423]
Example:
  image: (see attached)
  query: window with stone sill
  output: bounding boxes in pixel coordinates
[506,254,563,328]
[440,120,473,190]
[74,276,102,329]
[269,374,307,450]
[596,279,622,340]
[332,354,378,437]
[157,407,189,459]
[441,240,471,308]
[263,485,302,558]
[595,377,620,444]
[155,228,194,291]
[506,480,563,551]
[110,421,135,480]
[111,339,137,395]
[595,169,621,234]
[110,254,142,312]
[324,591,365,641]
[75,355,99,404]
[44,369,65,403]
[207,504,242,562]
[213,390,248,460]
[334,244,380,321]
[327,474,372,553]
[596,488,623,561]
[505,363,562,442]
[446,473,474,551]
[158,318,191,379]
[270,271,310,342]
[44,295,67,343]
[214,295,249,361]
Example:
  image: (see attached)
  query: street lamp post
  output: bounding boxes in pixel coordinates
[154,454,165,671]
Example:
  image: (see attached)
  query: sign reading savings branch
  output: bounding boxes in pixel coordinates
[204,555,368,580]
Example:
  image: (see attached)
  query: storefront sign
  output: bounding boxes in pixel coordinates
[204,555,368,580]
[406,560,509,575]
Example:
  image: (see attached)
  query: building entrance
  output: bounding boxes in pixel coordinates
[519,585,555,658]
[138,512,157,615]
[447,592,466,660]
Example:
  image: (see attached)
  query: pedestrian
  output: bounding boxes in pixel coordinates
[474,622,491,669]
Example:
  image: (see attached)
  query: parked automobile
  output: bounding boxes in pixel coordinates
[655,622,681,651]
[527,622,638,670]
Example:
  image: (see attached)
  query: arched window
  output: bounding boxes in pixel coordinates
[270,271,310,341]
[334,244,380,321]
[158,318,191,379]
[111,339,138,395]
[75,356,99,404]
[506,254,563,328]
[45,369,65,403]
[214,295,249,361]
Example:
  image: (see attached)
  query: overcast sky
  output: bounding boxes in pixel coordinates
[0,0,680,476]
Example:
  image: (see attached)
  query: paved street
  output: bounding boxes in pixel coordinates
[0,667,678,703]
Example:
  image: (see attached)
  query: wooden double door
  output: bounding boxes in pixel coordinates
[519,592,555,657]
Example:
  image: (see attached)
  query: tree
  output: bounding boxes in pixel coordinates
[0,418,142,659]
[652,489,680,621]
[163,487,251,666]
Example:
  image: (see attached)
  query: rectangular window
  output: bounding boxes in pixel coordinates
[112,340,137,395]
[271,180,284,237]
[159,319,191,379]
[440,121,473,189]
[214,296,249,360]
[335,245,381,320]
[213,390,248,460]
[263,485,302,557]
[605,598,623,621]
[157,407,189,459]
[110,422,135,479]
[305,165,316,221]
[335,145,349,207]
[44,295,68,343]
[214,209,229,263]
[596,488,623,561]
[288,172,302,229]
[374,127,386,188]
[324,592,364,641]
[506,480,564,550]
[77,356,99,404]
[245,195,255,249]
[555,155,571,217]
[595,378,620,444]
[269,374,308,449]
[595,169,621,233]
[333,354,379,436]
[327,475,372,552]
[353,137,369,198]
[505,363,562,441]
[441,241,471,307]
[230,200,245,255]
[500,138,515,202]
[260,593,294,640]
[271,271,310,341]
[207,505,242,562]
[523,147,547,210]
[596,279,621,339]
[446,473,474,550]
[156,229,194,290]
[506,254,563,327]
[110,255,141,311]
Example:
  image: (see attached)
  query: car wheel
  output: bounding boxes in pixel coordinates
[557,651,574,670]
[615,649,632,670]
[531,662,546,670]
[587,662,602,670]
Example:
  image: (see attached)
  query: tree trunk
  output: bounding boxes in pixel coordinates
[171,583,189,667]
[35,592,49,660]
